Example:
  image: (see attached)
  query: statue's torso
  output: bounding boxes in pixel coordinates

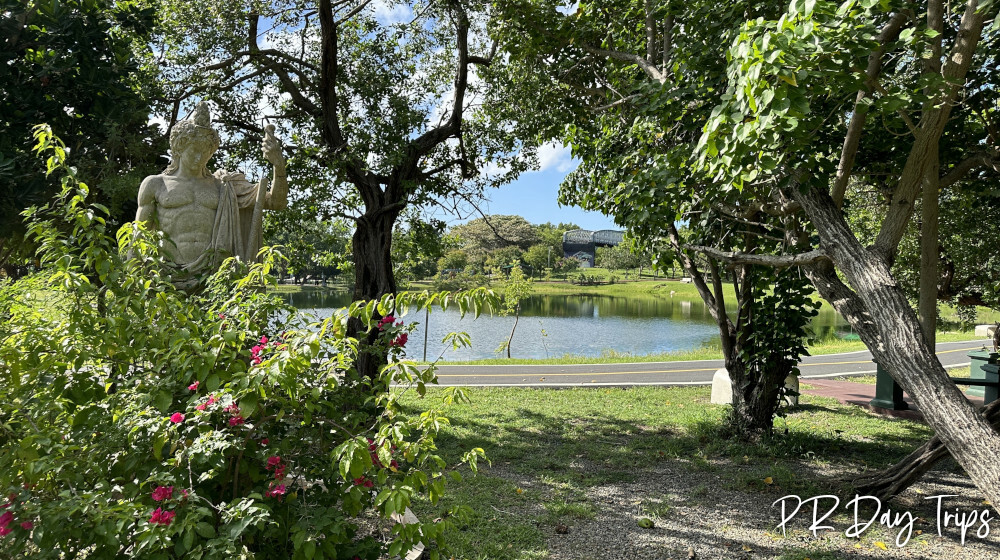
[153,175,221,265]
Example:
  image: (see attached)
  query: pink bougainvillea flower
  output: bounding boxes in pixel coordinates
[264,483,286,498]
[20,521,32,531]
[195,403,207,411]
[228,415,245,427]
[391,333,408,347]
[187,381,199,391]
[260,335,268,345]
[224,403,239,414]
[180,489,189,500]
[352,477,374,488]
[0,511,13,528]
[0,526,12,537]
[266,456,281,469]
[149,507,175,526]
[169,413,185,424]
[151,486,173,502]
[377,315,396,330]
[260,438,269,445]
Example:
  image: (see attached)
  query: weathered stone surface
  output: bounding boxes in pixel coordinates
[135,102,288,287]
[975,324,997,338]
[710,368,798,406]
[710,368,732,404]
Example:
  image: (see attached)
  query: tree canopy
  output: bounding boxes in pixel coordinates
[0,0,161,274]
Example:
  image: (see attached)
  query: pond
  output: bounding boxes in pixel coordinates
[277,288,848,361]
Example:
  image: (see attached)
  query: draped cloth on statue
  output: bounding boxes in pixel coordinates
[179,170,264,278]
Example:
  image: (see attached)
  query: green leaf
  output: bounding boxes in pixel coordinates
[154,391,172,413]
[195,522,215,538]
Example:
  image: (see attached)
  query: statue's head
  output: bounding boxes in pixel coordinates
[164,102,221,177]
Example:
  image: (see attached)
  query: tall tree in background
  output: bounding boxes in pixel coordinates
[0,0,161,276]
[153,0,527,380]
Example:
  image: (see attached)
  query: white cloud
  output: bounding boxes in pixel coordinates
[535,142,576,174]
[373,1,413,24]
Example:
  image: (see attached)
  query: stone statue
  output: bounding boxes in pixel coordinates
[135,102,288,287]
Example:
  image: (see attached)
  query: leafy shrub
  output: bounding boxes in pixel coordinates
[0,126,490,559]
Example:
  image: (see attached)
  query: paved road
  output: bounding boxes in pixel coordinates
[429,339,994,387]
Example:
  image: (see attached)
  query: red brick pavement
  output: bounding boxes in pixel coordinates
[800,378,985,422]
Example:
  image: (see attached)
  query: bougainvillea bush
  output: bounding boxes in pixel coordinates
[0,126,490,559]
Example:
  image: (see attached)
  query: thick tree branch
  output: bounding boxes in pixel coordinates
[873,0,987,262]
[662,13,673,73]
[644,0,657,65]
[404,3,474,171]
[831,11,909,207]
[665,222,735,350]
[334,0,374,26]
[685,246,829,268]
[468,40,498,65]
[939,151,1000,188]
[579,44,665,84]
[318,0,369,188]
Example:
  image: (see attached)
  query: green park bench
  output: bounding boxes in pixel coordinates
[870,351,1000,410]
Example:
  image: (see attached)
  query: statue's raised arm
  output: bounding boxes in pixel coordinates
[133,102,290,290]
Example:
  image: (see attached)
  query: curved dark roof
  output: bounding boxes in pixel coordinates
[562,229,624,246]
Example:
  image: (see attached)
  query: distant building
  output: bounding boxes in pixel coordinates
[562,229,625,267]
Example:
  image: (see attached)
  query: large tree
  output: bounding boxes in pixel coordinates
[153,0,525,379]
[494,0,815,437]
[0,0,161,276]
[497,0,1000,501]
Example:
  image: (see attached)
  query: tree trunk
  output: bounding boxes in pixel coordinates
[795,186,1000,509]
[506,304,519,359]
[855,399,1000,500]
[919,143,939,345]
[347,211,399,382]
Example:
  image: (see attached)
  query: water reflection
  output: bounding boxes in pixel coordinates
[275,289,848,360]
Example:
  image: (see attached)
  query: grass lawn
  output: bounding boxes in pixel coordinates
[397,387,979,559]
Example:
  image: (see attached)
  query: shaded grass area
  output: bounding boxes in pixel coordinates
[399,387,934,559]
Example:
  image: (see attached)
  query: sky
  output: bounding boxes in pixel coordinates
[454,143,619,231]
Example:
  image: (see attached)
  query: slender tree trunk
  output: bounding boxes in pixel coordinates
[506,304,520,359]
[795,186,1000,509]
[919,144,940,345]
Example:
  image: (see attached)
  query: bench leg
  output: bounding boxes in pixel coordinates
[870,361,909,410]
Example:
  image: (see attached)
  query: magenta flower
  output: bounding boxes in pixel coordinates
[149,507,175,526]
[196,394,217,411]
[187,381,199,391]
[266,456,282,469]
[260,335,268,345]
[391,333,408,347]
[20,521,32,531]
[169,413,185,424]
[151,486,173,502]
[228,415,245,427]
[0,511,12,528]
[0,527,11,537]
[377,315,396,330]
[260,438,269,445]
[264,483,286,498]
